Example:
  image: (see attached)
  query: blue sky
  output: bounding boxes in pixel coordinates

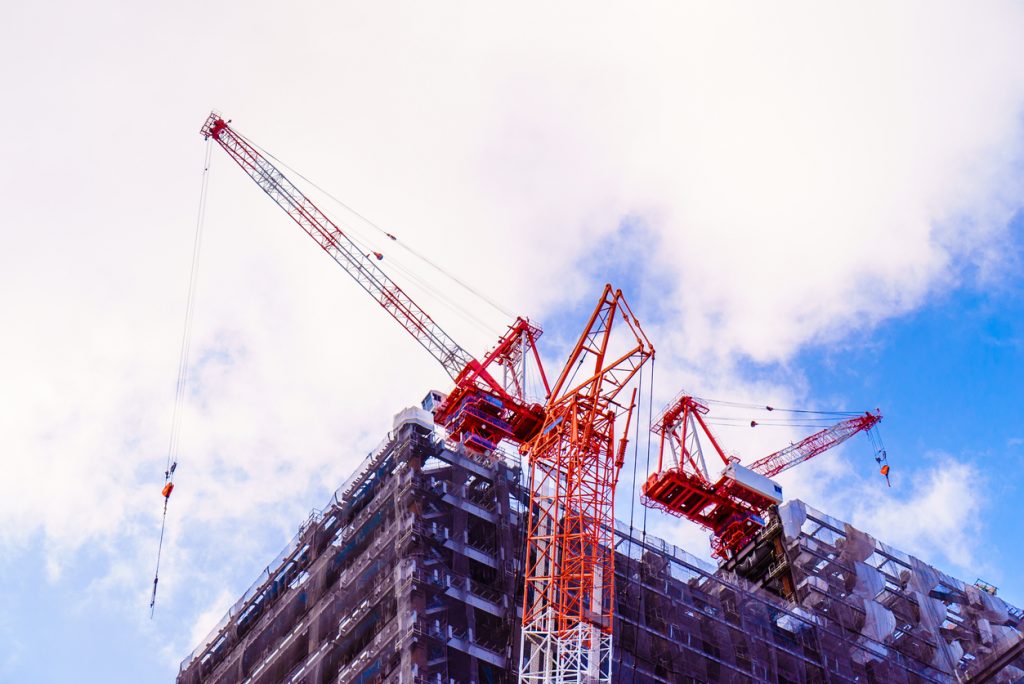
[2,3,1024,683]
[793,216,1024,602]
[538,210,1024,607]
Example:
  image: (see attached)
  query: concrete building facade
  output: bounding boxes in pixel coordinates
[177,400,1024,684]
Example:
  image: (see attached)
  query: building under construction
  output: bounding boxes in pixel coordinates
[177,398,1024,684]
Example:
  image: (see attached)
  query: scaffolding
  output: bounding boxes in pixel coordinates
[177,398,1024,684]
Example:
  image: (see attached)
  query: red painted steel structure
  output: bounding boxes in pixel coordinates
[642,396,772,559]
[520,285,654,683]
[642,394,880,559]
[200,112,549,455]
[200,113,657,681]
[750,411,882,478]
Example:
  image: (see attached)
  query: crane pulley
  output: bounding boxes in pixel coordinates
[641,393,883,560]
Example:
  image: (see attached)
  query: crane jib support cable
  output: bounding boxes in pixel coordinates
[241,135,516,322]
[200,114,473,380]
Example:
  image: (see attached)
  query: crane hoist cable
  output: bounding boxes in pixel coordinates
[150,138,213,617]
[868,424,891,486]
[630,357,657,682]
[616,356,652,682]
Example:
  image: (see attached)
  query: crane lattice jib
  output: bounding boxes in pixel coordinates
[748,412,882,478]
[200,113,473,380]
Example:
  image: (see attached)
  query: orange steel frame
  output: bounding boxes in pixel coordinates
[519,285,653,684]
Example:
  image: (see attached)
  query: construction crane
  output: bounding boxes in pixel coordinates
[641,393,882,560]
[520,285,654,684]
[201,113,654,683]
[199,113,550,455]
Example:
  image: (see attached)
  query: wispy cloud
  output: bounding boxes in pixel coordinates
[854,457,986,570]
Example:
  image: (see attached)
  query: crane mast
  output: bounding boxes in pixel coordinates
[520,285,654,684]
[200,113,549,454]
[642,394,881,559]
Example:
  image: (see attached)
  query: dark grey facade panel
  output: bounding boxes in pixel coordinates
[177,411,1024,684]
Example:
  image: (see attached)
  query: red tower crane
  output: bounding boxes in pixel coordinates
[200,113,550,454]
[200,114,654,683]
[641,393,881,560]
[520,286,654,684]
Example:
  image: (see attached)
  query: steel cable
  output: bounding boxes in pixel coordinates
[151,139,212,617]
[235,129,513,329]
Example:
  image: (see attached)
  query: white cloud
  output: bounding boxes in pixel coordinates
[847,456,987,572]
[0,0,1022,667]
[762,436,990,577]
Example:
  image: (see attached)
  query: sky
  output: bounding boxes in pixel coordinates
[1,2,1023,682]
